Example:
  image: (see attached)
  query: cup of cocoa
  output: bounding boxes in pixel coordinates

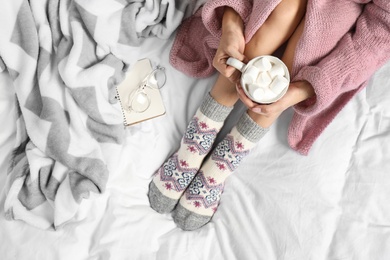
[227,55,290,104]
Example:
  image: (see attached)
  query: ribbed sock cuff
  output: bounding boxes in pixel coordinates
[200,93,233,122]
[236,112,269,143]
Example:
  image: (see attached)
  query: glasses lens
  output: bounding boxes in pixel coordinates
[148,68,166,89]
[128,90,150,113]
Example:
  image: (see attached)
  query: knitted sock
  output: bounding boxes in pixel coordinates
[172,112,268,230]
[148,93,233,214]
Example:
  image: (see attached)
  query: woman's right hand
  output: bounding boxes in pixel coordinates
[236,80,315,118]
[213,7,246,83]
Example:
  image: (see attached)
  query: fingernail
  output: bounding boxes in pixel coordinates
[253,108,262,113]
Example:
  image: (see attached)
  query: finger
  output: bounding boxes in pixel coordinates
[215,60,242,83]
[224,66,237,77]
[213,55,236,75]
[225,46,245,62]
[229,51,245,62]
[213,56,226,71]
[212,51,229,67]
[251,105,269,115]
[236,84,255,108]
[251,100,284,115]
[229,70,242,83]
[215,66,237,82]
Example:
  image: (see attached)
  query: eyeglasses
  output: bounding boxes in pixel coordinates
[127,66,166,113]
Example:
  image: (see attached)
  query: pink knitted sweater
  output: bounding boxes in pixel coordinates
[170,0,390,155]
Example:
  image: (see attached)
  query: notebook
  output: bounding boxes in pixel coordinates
[116,59,166,125]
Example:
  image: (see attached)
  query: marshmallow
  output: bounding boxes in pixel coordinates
[242,66,261,83]
[253,57,272,71]
[256,71,272,87]
[247,84,278,102]
[269,63,285,79]
[262,87,278,101]
[247,84,265,102]
[270,75,289,95]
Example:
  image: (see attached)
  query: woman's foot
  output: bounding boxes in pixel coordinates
[172,112,268,230]
[148,93,233,213]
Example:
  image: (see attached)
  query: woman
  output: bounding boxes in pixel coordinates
[149,0,390,230]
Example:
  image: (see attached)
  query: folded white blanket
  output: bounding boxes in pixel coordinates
[0,0,203,229]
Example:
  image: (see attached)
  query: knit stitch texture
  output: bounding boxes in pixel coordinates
[169,0,390,155]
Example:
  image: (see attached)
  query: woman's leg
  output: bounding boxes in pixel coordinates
[245,0,307,59]
[148,91,233,213]
[172,1,307,230]
[209,0,307,115]
[249,15,306,128]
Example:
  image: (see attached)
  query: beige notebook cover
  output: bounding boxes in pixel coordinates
[116,59,166,125]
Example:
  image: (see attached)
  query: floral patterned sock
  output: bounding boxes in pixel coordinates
[172,112,268,230]
[148,93,233,214]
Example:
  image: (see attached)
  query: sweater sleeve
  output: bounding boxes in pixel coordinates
[170,0,279,78]
[201,0,283,43]
[293,0,390,116]
[169,0,253,78]
[201,0,252,39]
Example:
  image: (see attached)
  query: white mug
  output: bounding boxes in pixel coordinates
[227,55,290,104]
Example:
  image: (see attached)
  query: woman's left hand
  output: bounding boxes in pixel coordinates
[236,80,315,117]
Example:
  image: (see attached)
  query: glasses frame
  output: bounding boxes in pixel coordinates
[126,66,166,113]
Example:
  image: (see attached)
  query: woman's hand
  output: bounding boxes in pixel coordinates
[213,7,246,83]
[236,80,315,117]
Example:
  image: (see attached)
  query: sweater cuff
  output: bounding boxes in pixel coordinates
[201,0,252,39]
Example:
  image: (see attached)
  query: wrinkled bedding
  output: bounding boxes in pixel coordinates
[1,0,390,259]
[0,0,202,229]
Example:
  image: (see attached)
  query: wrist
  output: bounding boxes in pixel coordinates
[299,80,315,100]
[222,7,244,35]
[289,81,315,104]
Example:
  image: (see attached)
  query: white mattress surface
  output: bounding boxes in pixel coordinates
[1,36,390,260]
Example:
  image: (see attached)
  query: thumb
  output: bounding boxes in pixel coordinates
[232,52,245,62]
[227,48,245,62]
[224,65,237,78]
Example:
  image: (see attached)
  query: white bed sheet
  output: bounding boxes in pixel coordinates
[1,35,390,260]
